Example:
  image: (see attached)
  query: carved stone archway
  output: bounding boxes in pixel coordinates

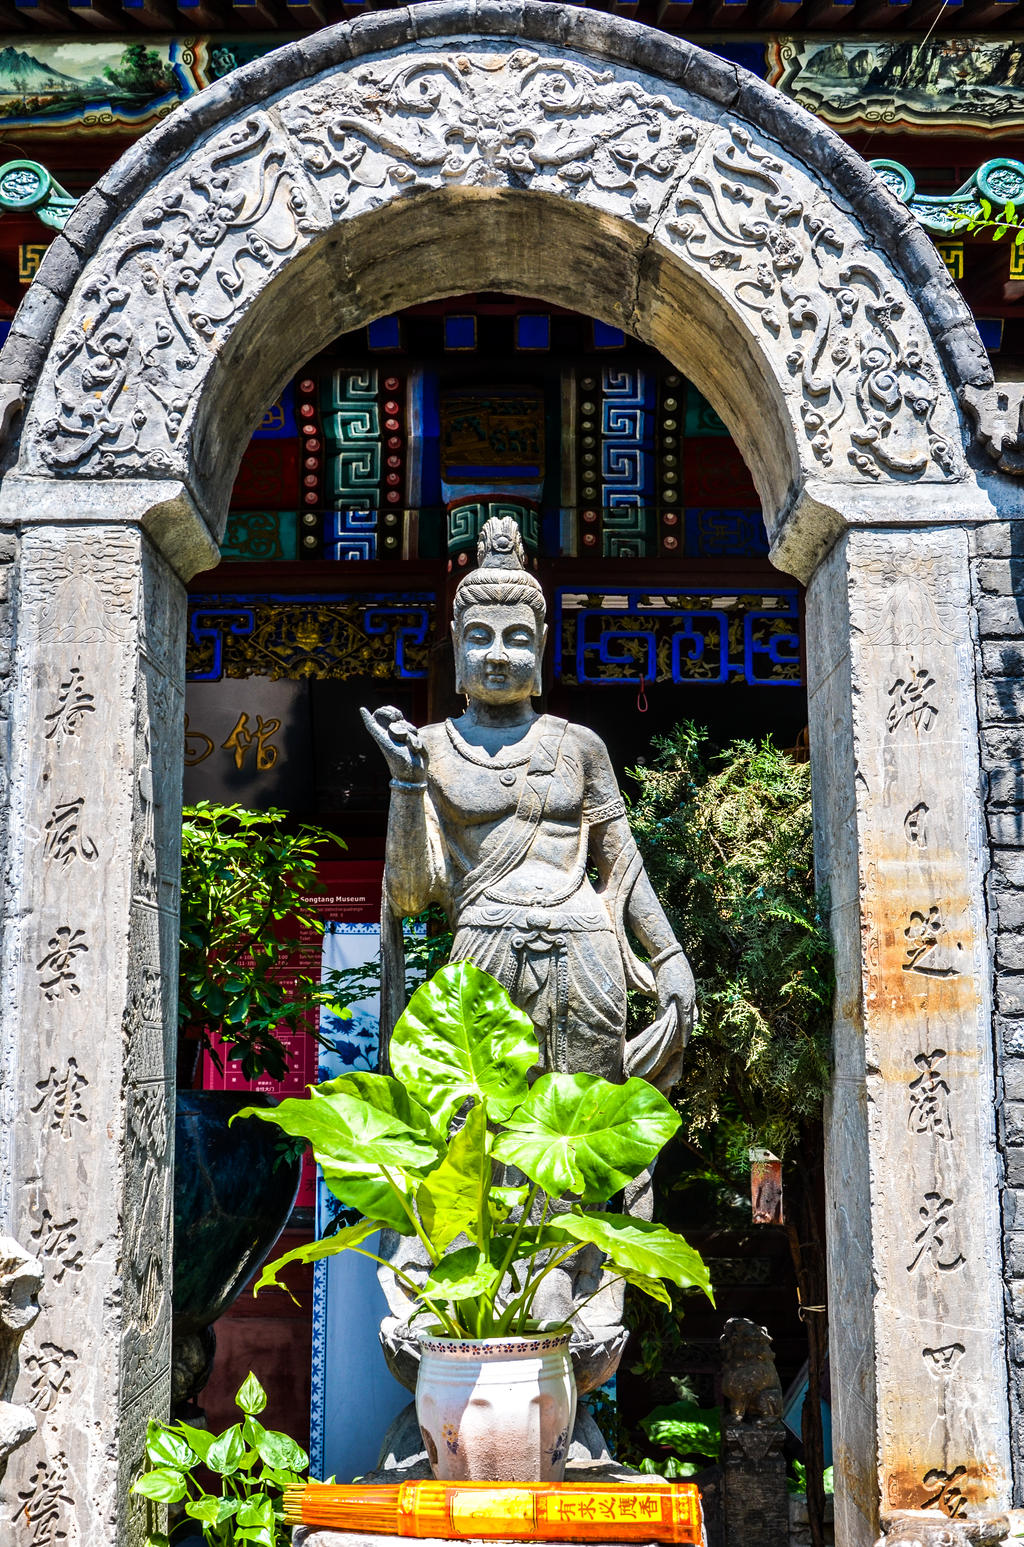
[0,7,1015,1544]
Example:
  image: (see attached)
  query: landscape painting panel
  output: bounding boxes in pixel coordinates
[768,37,1024,132]
[0,36,282,133]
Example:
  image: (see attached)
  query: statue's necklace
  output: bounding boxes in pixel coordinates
[444,717,538,773]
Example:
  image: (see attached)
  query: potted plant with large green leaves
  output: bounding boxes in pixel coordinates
[238,961,713,1483]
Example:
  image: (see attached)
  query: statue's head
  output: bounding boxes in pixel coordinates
[452,517,547,702]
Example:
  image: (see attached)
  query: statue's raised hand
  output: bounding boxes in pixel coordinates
[360,705,428,785]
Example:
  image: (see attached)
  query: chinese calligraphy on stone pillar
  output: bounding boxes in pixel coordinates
[0,526,184,1547]
[848,529,1008,1519]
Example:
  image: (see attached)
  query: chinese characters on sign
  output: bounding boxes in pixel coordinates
[36,926,87,1002]
[922,1466,968,1518]
[43,798,98,868]
[902,906,964,979]
[222,712,280,771]
[44,663,95,742]
[30,1059,88,1140]
[184,709,281,771]
[906,1192,965,1276]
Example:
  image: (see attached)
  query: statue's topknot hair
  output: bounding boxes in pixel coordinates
[477,515,528,572]
[452,515,546,634]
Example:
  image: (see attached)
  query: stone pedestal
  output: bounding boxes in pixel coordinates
[720,1420,788,1547]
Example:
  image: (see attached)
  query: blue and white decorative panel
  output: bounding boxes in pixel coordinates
[321,369,392,559]
[310,923,408,1483]
[447,500,541,559]
[600,367,654,557]
[684,508,770,558]
[324,509,378,562]
[252,382,297,440]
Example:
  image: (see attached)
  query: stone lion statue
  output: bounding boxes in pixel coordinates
[720,1316,784,1425]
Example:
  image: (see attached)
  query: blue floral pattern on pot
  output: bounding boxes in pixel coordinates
[549,1428,568,1467]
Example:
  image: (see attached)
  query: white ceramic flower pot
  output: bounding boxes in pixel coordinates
[415,1331,577,1482]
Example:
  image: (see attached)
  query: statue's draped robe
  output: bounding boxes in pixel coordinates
[380,714,656,1078]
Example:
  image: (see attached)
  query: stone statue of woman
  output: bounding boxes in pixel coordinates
[361,517,696,1430]
[361,516,695,1093]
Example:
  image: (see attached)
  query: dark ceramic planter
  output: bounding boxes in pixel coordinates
[173,1090,302,1338]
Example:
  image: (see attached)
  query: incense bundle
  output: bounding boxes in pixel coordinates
[283,1479,703,1543]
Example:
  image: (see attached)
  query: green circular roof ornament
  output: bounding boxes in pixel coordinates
[0,159,77,229]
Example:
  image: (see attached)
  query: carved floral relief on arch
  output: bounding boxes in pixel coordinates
[663,123,961,482]
[18,40,965,492]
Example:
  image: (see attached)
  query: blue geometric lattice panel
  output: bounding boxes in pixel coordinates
[326,404,381,443]
[447,500,541,557]
[553,587,803,689]
[602,505,651,559]
[323,370,378,408]
[325,510,378,561]
[599,367,655,556]
[318,368,409,549]
[325,447,381,503]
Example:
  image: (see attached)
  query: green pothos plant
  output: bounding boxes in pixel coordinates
[132,1371,307,1547]
[239,961,714,1339]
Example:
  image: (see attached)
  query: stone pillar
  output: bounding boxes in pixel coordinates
[807,526,1011,1545]
[0,486,216,1545]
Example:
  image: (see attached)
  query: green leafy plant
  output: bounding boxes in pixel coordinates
[626,726,834,1547]
[179,802,347,1082]
[132,1371,307,1546]
[788,1461,834,1497]
[239,961,713,1339]
[627,725,832,1154]
[635,1400,721,1479]
[951,197,1024,245]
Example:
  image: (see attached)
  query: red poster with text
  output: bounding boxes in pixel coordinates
[201,861,383,1206]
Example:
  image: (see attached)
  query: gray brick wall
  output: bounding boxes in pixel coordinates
[0,529,17,900]
[971,517,1024,1499]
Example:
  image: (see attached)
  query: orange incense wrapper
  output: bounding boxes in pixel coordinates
[284,1480,703,1543]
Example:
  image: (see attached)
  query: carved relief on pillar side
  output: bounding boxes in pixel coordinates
[845,528,1008,1516]
[120,1076,172,1413]
[118,1368,172,1547]
[122,902,173,1085]
[133,659,184,918]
